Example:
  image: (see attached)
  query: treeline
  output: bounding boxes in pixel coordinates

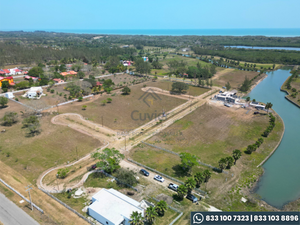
[192,46,300,65]
[0,42,136,66]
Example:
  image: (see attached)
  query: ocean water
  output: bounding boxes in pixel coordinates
[7,28,300,37]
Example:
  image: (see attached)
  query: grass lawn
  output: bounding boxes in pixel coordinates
[160,55,210,67]
[59,82,186,131]
[213,69,264,89]
[0,116,101,183]
[84,172,124,190]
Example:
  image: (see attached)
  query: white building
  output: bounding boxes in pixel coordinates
[23,87,43,99]
[88,188,145,225]
[4,92,14,99]
[215,90,238,103]
[250,102,265,110]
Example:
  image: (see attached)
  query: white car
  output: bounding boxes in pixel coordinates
[154,175,165,183]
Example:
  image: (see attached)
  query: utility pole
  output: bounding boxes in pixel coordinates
[102,116,103,127]
[26,185,33,211]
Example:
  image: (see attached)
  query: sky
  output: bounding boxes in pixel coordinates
[1,0,299,30]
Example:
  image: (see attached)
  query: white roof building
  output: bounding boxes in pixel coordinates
[88,188,144,225]
[4,92,14,99]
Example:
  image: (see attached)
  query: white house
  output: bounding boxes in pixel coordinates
[88,188,145,225]
[215,90,238,103]
[23,87,43,99]
[8,68,22,75]
[250,102,265,110]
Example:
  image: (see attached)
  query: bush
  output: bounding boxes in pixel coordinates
[57,168,69,179]
[115,168,138,187]
[78,96,83,102]
[50,89,54,93]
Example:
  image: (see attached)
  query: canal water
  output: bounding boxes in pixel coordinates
[248,68,300,208]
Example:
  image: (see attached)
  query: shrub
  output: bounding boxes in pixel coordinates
[78,96,83,102]
[50,89,54,93]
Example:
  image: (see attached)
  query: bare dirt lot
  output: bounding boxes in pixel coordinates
[59,82,187,131]
[213,69,265,89]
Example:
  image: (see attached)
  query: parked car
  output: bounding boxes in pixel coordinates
[91,164,97,170]
[186,193,198,203]
[154,175,165,183]
[140,169,149,177]
[254,111,260,115]
[168,183,179,192]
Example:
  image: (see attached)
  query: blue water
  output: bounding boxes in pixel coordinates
[249,68,300,208]
[4,28,300,37]
[225,46,300,51]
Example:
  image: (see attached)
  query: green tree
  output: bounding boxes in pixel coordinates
[225,81,231,90]
[59,64,67,72]
[194,172,204,187]
[179,152,198,174]
[103,79,114,88]
[77,71,85,79]
[177,185,188,200]
[0,97,8,107]
[82,105,87,110]
[218,158,227,172]
[107,98,112,103]
[135,58,152,75]
[265,102,273,113]
[184,178,196,193]
[78,96,83,102]
[246,97,250,102]
[240,76,251,92]
[1,112,18,126]
[130,211,143,225]
[171,82,189,94]
[232,149,242,165]
[155,200,168,216]
[28,66,44,77]
[115,168,138,187]
[122,86,131,95]
[145,206,158,224]
[101,100,107,106]
[225,156,234,169]
[203,169,211,183]
[57,168,69,179]
[22,115,41,136]
[92,148,125,174]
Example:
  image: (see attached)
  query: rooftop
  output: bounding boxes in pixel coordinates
[89,188,143,224]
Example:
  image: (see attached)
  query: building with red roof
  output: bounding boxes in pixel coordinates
[0,76,14,88]
[53,78,64,83]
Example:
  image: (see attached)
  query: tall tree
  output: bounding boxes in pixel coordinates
[145,206,157,224]
[225,81,231,90]
[184,178,196,193]
[177,185,188,200]
[203,169,211,183]
[265,102,273,113]
[232,149,242,165]
[194,172,204,187]
[155,201,168,216]
[1,112,18,126]
[218,158,227,172]
[225,156,234,169]
[92,148,125,173]
[179,152,198,174]
[0,97,8,108]
[130,211,143,225]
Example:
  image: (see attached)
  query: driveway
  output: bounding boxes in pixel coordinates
[0,192,39,225]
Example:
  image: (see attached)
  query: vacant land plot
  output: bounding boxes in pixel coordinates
[59,82,186,131]
[148,80,210,96]
[213,69,265,89]
[145,104,269,166]
[0,116,101,183]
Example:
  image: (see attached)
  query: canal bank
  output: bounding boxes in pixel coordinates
[249,67,300,209]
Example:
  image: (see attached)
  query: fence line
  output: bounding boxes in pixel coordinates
[127,158,207,196]
[141,142,227,174]
[0,178,44,213]
[38,188,96,225]
[151,197,183,225]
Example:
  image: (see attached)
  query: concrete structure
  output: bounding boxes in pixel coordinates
[250,102,265,110]
[214,90,238,103]
[23,87,43,99]
[88,188,144,225]
[4,92,14,99]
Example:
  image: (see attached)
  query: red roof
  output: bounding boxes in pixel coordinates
[10,82,15,86]
[3,69,10,74]
[96,82,102,86]
[183,73,188,76]
[53,78,63,82]
[0,71,5,74]
[15,69,21,72]
[0,76,4,80]
[5,76,13,79]
[24,71,28,74]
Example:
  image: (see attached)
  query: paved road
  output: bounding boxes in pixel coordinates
[0,192,39,225]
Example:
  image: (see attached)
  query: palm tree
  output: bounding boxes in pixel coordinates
[145,206,157,224]
[203,169,211,183]
[184,178,196,193]
[232,149,242,165]
[130,211,143,225]
[177,185,188,200]
[265,102,273,113]
[155,200,168,216]
[194,172,204,187]
[218,158,227,172]
[225,156,234,169]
